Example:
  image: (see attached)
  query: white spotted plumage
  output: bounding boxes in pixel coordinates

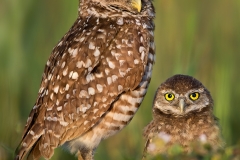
[15,0,155,160]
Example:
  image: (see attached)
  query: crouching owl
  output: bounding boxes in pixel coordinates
[143,74,225,157]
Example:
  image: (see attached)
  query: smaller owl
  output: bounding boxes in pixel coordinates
[143,74,225,157]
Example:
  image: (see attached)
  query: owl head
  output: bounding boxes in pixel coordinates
[88,0,142,13]
[153,74,213,117]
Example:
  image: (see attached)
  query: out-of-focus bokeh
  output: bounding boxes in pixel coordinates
[0,0,240,159]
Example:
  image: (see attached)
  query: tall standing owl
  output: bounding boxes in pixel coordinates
[143,75,224,157]
[15,0,155,160]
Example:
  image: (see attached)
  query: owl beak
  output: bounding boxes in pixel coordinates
[179,99,185,113]
[131,0,142,12]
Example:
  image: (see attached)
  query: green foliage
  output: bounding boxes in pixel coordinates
[145,142,240,160]
[0,0,240,160]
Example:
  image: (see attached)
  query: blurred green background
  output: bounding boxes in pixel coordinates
[0,0,240,159]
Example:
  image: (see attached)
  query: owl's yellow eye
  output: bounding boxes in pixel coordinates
[165,93,175,101]
[189,92,200,101]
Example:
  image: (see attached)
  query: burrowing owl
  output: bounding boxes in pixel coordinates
[143,74,224,157]
[15,0,155,160]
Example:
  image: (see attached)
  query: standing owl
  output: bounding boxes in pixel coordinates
[143,75,225,157]
[15,0,155,160]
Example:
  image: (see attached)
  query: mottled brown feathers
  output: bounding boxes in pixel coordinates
[161,74,205,93]
[15,0,155,160]
[143,74,225,157]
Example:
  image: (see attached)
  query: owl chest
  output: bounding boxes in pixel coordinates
[158,119,212,145]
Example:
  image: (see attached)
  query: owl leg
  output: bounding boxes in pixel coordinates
[77,149,93,160]
[77,152,84,160]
